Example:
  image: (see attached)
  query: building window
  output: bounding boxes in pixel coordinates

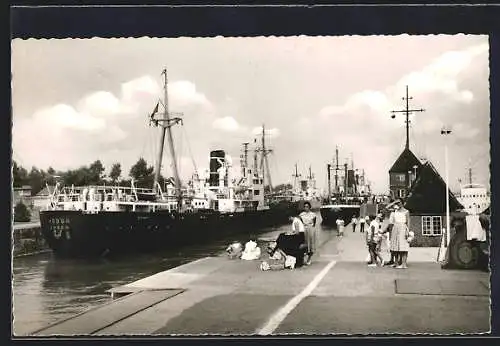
[398,189,406,198]
[254,190,260,195]
[394,173,405,182]
[422,216,442,236]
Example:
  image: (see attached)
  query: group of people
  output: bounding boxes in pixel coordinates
[351,215,370,233]
[262,201,318,270]
[364,199,415,269]
[229,199,415,271]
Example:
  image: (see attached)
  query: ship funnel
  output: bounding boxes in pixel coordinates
[209,150,226,187]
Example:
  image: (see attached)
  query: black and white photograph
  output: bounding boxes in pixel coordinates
[11,33,491,335]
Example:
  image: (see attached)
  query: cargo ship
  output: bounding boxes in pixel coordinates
[270,164,321,212]
[39,68,292,258]
[320,146,374,225]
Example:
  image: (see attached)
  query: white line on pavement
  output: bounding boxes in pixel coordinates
[256,259,337,335]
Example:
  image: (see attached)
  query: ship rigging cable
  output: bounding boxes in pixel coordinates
[176,127,184,179]
[144,121,160,177]
[181,125,199,178]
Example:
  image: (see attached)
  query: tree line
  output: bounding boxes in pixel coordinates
[13,157,170,196]
[13,157,293,197]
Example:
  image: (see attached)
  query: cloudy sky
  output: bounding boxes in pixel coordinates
[11,35,490,194]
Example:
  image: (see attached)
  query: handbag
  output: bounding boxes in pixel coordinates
[406,231,415,243]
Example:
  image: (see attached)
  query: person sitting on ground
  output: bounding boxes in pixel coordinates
[226,241,243,259]
[241,239,261,260]
[268,215,307,268]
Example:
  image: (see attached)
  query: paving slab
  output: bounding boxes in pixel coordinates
[153,293,292,335]
[32,289,184,336]
[44,222,491,336]
[275,296,490,335]
[395,279,490,296]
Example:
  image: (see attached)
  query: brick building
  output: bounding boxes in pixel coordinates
[388,148,422,200]
[404,161,463,247]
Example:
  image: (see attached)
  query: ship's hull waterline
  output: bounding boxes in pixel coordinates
[40,205,293,259]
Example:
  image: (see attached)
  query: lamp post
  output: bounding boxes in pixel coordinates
[441,126,452,247]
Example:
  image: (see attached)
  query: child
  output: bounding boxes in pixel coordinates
[226,241,243,259]
[336,218,344,237]
[351,216,358,232]
[366,214,384,267]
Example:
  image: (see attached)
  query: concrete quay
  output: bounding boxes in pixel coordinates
[12,221,49,257]
[30,224,490,336]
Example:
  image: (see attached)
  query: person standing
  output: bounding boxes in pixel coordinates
[336,218,344,237]
[366,214,384,267]
[359,215,366,233]
[300,201,317,266]
[351,216,358,232]
[386,199,410,269]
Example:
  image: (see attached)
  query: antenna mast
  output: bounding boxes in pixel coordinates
[391,85,425,150]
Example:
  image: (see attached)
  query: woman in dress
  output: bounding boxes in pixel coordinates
[269,214,307,268]
[299,201,317,265]
[387,199,410,269]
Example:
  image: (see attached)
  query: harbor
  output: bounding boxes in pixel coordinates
[11,35,492,336]
[25,217,489,336]
[12,221,294,335]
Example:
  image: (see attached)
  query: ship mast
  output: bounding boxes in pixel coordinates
[327,163,331,198]
[151,68,183,209]
[241,142,249,177]
[293,163,300,192]
[334,145,339,194]
[260,124,273,195]
[253,139,258,177]
[344,161,348,199]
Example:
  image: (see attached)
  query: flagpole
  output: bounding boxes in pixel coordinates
[441,127,452,247]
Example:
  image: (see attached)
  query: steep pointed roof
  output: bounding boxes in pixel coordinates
[36,185,55,196]
[389,148,422,173]
[404,161,463,214]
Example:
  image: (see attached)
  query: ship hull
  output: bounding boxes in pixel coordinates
[39,207,292,259]
[290,199,322,212]
[320,205,361,225]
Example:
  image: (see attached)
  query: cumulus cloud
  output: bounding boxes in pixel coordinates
[168,81,212,110]
[11,36,489,193]
[313,42,489,193]
[12,74,214,172]
[212,116,240,132]
[395,43,488,104]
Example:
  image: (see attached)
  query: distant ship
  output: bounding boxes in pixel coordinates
[320,146,374,225]
[455,166,490,215]
[457,183,490,215]
[270,164,322,212]
[39,68,292,258]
